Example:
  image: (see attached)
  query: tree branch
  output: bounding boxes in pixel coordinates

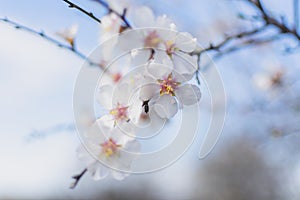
[213,34,281,60]
[191,0,300,77]
[191,26,268,56]
[70,168,87,189]
[62,0,101,23]
[248,0,300,40]
[295,0,299,33]
[0,17,102,67]
[190,26,268,77]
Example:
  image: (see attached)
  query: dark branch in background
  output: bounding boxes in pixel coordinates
[295,0,299,33]
[190,0,300,79]
[63,0,101,23]
[209,34,280,65]
[70,168,87,189]
[26,123,75,142]
[189,26,269,75]
[0,17,101,67]
[190,26,268,56]
[192,0,300,56]
[195,55,201,85]
[249,0,300,40]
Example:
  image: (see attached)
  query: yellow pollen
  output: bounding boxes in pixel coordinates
[109,109,118,115]
[158,73,181,96]
[166,40,174,47]
[101,138,122,158]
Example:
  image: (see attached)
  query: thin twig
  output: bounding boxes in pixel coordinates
[190,26,268,77]
[63,0,101,23]
[295,0,299,33]
[213,34,280,60]
[195,53,201,85]
[191,26,267,57]
[0,17,101,67]
[193,0,300,74]
[247,0,300,40]
[70,168,87,189]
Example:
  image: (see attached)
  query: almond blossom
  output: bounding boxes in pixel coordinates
[99,12,123,42]
[140,62,201,118]
[78,118,140,180]
[73,2,203,186]
[56,24,78,48]
[97,83,137,130]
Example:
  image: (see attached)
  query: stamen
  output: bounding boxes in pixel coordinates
[144,31,162,48]
[112,73,122,83]
[100,138,122,158]
[109,103,130,123]
[165,40,179,56]
[158,73,181,96]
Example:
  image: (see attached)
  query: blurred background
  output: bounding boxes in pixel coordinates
[0,0,299,199]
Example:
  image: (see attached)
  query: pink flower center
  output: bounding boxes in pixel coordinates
[100,138,122,157]
[158,73,181,96]
[112,72,122,83]
[144,31,162,48]
[165,40,178,56]
[109,103,129,122]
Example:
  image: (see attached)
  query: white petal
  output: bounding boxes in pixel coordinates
[76,145,89,160]
[112,83,132,106]
[97,85,113,109]
[98,115,115,129]
[117,140,140,168]
[139,83,160,101]
[132,6,155,27]
[88,162,109,181]
[146,62,172,80]
[85,118,111,141]
[130,49,151,67]
[175,32,197,52]
[175,84,201,106]
[124,139,141,153]
[111,170,129,180]
[115,120,136,137]
[110,125,136,145]
[156,14,174,28]
[135,109,166,138]
[106,0,128,14]
[172,52,198,80]
[116,30,144,53]
[160,30,177,42]
[153,95,178,119]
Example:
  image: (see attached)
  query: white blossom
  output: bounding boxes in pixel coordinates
[140,62,201,118]
[78,118,140,180]
[56,24,78,47]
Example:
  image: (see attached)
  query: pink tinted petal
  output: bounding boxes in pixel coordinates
[88,162,109,181]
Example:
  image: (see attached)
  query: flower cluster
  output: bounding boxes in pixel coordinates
[76,0,202,182]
